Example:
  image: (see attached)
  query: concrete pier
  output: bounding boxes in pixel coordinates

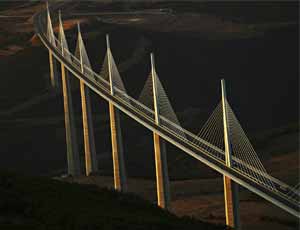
[80,81,98,176]
[61,63,81,176]
[77,24,98,176]
[109,102,127,191]
[58,11,80,176]
[106,34,127,191]
[151,53,171,209]
[153,132,170,209]
[221,79,241,229]
[223,175,240,228]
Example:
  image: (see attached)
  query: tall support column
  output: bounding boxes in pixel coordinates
[61,63,81,175]
[106,35,127,191]
[59,11,80,176]
[78,24,98,176]
[109,103,127,191]
[151,53,170,209]
[221,79,241,229]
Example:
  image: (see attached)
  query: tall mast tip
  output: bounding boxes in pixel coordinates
[221,79,226,87]
[58,10,62,21]
[106,34,110,49]
[77,22,81,33]
[150,53,155,67]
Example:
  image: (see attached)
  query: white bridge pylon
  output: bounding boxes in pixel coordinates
[105,34,127,192]
[75,22,99,176]
[42,4,299,228]
[58,10,80,176]
[221,79,240,229]
[150,53,171,209]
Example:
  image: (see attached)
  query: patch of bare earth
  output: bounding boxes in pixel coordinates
[62,163,298,230]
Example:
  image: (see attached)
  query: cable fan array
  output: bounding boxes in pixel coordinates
[226,101,275,190]
[195,98,276,190]
[74,26,94,77]
[58,12,71,62]
[286,182,300,203]
[138,67,186,139]
[99,48,129,104]
[46,5,56,47]
[195,102,225,155]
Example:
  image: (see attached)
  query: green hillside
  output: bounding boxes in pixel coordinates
[0,171,224,230]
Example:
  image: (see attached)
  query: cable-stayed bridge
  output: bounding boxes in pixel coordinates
[33,4,300,229]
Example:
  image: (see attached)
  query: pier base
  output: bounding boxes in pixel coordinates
[61,64,80,176]
[223,176,241,229]
[80,80,98,176]
[153,133,170,209]
[109,102,127,191]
